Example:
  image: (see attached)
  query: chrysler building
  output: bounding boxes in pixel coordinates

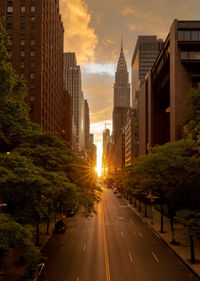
[112,39,130,170]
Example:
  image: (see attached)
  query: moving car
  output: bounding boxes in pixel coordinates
[54,219,66,234]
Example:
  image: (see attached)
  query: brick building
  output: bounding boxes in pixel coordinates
[0,0,65,138]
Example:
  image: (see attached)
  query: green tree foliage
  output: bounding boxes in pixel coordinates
[126,139,200,240]
[0,214,41,270]
[0,18,33,153]
[183,85,200,144]
[0,18,97,270]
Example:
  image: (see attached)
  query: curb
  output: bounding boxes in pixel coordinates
[124,198,200,280]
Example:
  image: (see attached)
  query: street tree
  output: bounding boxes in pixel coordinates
[176,210,200,263]
[0,214,41,270]
[183,85,200,144]
[0,18,34,153]
[126,139,200,241]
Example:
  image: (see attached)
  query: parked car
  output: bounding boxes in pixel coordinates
[18,263,47,281]
[54,219,66,234]
[66,209,75,217]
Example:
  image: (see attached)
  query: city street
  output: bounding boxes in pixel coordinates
[43,188,199,281]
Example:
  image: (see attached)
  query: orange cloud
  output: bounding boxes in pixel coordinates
[60,0,98,64]
[102,39,117,46]
[122,7,136,16]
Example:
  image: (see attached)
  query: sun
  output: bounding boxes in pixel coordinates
[95,142,102,177]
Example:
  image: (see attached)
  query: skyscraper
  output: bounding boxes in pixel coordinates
[84,100,90,150]
[113,40,130,140]
[131,36,163,108]
[0,0,64,138]
[63,52,83,152]
[112,39,130,171]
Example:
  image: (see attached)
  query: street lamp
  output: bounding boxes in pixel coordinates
[146,190,158,224]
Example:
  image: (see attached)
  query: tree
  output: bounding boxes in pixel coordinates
[0,18,34,153]
[0,153,50,245]
[126,139,200,241]
[0,214,41,270]
[176,210,200,263]
[183,85,200,144]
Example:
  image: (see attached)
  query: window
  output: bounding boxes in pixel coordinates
[6,16,13,24]
[7,6,13,13]
[30,72,35,79]
[30,61,35,68]
[21,6,25,12]
[21,27,25,35]
[30,50,35,57]
[21,50,25,57]
[20,72,24,79]
[30,16,35,23]
[178,31,184,41]
[181,52,188,60]
[20,16,25,24]
[30,96,35,102]
[191,31,199,41]
[30,83,34,89]
[31,5,36,12]
[7,39,12,46]
[7,28,12,35]
[196,52,200,60]
[21,39,25,46]
[8,50,12,57]
[31,39,35,46]
[184,31,191,41]
[20,61,25,68]
[30,27,35,34]
[189,52,196,60]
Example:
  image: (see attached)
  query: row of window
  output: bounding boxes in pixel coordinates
[7,27,35,35]
[20,72,35,79]
[7,15,35,24]
[181,51,200,60]
[8,50,36,57]
[178,30,200,41]
[7,39,35,46]
[7,5,36,13]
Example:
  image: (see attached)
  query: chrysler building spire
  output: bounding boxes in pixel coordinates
[114,38,130,108]
[117,36,128,73]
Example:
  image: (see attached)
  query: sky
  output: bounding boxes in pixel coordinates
[60,0,200,144]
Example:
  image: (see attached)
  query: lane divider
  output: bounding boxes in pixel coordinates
[128,252,134,263]
[101,202,111,281]
[152,252,159,263]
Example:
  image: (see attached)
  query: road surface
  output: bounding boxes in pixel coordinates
[43,187,199,281]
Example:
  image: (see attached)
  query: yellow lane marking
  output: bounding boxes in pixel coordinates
[100,202,111,281]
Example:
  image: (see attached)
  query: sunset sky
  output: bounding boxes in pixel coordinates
[60,0,200,144]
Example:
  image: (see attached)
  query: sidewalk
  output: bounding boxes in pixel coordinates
[0,222,55,281]
[128,197,200,278]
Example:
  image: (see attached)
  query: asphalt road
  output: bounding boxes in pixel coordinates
[43,187,199,281]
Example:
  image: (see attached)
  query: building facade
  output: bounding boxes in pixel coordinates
[63,52,84,152]
[124,108,138,166]
[0,0,65,138]
[84,100,90,150]
[138,20,200,155]
[112,40,130,171]
[131,36,163,108]
[102,129,112,176]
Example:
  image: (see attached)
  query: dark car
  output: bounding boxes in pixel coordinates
[18,263,47,281]
[66,209,75,217]
[54,219,66,234]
